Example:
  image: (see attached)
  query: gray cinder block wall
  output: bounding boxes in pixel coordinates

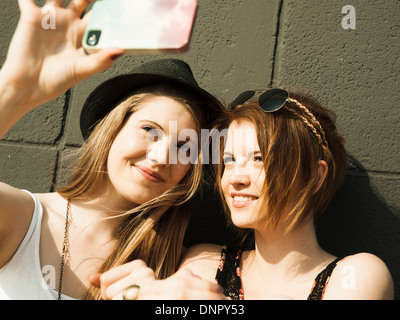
[0,0,399,299]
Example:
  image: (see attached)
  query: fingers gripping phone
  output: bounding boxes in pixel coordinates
[83,0,198,54]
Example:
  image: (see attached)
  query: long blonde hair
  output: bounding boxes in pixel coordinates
[58,84,206,299]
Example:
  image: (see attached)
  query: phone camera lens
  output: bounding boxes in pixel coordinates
[88,35,97,45]
[86,30,101,46]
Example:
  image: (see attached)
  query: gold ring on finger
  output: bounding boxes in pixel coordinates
[122,285,140,300]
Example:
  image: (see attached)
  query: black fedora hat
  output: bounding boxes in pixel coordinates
[80,58,223,140]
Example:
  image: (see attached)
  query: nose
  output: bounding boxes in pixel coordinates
[146,139,170,166]
[228,167,251,186]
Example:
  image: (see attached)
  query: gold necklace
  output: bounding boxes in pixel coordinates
[58,199,71,300]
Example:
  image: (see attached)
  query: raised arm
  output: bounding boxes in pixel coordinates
[0,0,123,138]
[0,0,123,267]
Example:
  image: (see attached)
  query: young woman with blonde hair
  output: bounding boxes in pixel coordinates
[0,0,226,300]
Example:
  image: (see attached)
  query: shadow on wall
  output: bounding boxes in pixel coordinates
[317,154,400,300]
[184,155,400,300]
[184,165,239,248]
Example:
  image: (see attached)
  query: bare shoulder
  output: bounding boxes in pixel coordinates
[0,182,34,214]
[180,243,223,267]
[324,252,394,300]
[0,183,36,266]
[179,243,224,281]
[35,192,65,214]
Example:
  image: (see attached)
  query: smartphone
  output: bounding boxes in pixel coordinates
[82,0,197,54]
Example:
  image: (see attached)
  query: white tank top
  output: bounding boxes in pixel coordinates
[0,190,75,300]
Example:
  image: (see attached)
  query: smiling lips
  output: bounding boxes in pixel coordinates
[231,193,259,208]
[134,165,165,183]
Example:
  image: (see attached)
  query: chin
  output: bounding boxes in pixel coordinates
[115,190,152,209]
[121,182,166,204]
[230,215,257,229]
[128,194,155,206]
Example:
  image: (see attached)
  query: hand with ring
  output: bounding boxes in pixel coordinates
[89,260,156,300]
[89,259,229,300]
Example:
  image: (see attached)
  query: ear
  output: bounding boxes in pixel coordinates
[314,160,328,194]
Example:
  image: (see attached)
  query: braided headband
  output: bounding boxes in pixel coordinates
[229,88,328,148]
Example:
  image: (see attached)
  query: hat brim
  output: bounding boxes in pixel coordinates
[80,73,222,140]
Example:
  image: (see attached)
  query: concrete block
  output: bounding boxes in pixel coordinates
[0,1,19,63]
[275,0,400,173]
[53,145,81,189]
[0,143,57,192]
[2,95,67,144]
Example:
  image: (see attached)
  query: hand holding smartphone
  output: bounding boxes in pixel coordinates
[83,0,198,54]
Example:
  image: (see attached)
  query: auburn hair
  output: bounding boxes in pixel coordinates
[214,90,347,234]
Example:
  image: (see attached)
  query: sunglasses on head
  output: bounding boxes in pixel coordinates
[230,88,329,147]
[229,88,289,112]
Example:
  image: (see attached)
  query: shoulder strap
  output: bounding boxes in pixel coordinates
[307,257,344,300]
[215,247,243,300]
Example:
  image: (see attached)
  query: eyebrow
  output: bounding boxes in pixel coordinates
[138,120,165,132]
[223,150,262,155]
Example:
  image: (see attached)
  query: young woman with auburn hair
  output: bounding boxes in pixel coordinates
[178,88,394,300]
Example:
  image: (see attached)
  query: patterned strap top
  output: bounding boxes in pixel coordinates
[215,246,344,300]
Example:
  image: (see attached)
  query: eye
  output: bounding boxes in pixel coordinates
[254,156,263,162]
[223,156,235,164]
[142,125,160,141]
[142,125,155,132]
